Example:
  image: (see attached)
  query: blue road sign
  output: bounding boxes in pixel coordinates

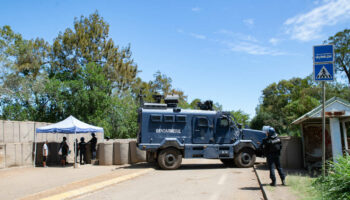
[314,63,334,81]
[314,44,334,63]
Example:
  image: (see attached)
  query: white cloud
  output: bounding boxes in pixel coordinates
[192,7,201,12]
[227,41,286,56]
[189,33,206,40]
[243,19,254,27]
[217,29,258,42]
[284,0,350,41]
[269,38,280,46]
[215,29,285,56]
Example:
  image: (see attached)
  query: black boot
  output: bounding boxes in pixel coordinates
[270,181,276,186]
[282,178,286,186]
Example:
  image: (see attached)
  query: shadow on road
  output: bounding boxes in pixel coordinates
[117,162,232,170]
[240,186,261,191]
[179,164,227,170]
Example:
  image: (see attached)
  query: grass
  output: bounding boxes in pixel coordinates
[287,175,321,200]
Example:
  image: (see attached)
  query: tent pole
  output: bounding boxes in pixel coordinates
[74,128,77,168]
[33,124,37,168]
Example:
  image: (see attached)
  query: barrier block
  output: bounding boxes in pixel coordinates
[20,122,33,142]
[98,143,113,165]
[4,121,14,143]
[0,121,4,143]
[136,147,146,162]
[22,143,33,166]
[5,143,16,167]
[15,143,22,166]
[13,122,20,143]
[0,144,5,168]
[119,142,130,164]
[129,141,138,164]
[113,142,121,165]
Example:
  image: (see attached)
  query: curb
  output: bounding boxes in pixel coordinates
[253,165,268,200]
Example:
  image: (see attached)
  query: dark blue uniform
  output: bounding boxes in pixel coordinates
[262,130,285,186]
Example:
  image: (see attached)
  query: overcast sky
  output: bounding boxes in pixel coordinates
[1,0,350,117]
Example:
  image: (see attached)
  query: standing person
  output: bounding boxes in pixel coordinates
[88,133,97,160]
[261,126,286,186]
[74,138,79,163]
[42,141,49,167]
[59,137,69,167]
[79,137,87,165]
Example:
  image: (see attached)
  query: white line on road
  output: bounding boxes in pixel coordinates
[217,174,227,185]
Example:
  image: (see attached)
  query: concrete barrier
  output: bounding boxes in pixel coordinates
[113,142,121,165]
[119,142,130,164]
[22,143,32,166]
[98,143,113,165]
[15,143,22,166]
[5,143,16,167]
[4,121,14,143]
[136,147,146,162]
[0,121,4,143]
[0,144,5,168]
[129,141,138,164]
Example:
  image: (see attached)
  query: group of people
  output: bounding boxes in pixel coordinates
[42,133,98,167]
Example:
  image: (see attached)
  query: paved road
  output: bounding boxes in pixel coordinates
[76,159,263,200]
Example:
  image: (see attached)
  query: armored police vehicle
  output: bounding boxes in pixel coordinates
[137,96,266,170]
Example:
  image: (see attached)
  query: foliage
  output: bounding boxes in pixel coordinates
[230,110,250,127]
[313,156,350,200]
[328,29,350,85]
[288,175,320,200]
[250,76,350,135]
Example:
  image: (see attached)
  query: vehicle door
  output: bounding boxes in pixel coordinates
[215,116,232,144]
[192,116,213,144]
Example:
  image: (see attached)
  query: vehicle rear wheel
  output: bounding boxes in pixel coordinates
[157,148,182,170]
[234,148,256,168]
[220,159,235,167]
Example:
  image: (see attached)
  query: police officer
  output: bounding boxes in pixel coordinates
[262,126,286,186]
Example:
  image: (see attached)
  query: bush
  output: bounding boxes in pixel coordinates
[313,156,350,200]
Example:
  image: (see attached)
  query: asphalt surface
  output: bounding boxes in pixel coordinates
[76,159,264,200]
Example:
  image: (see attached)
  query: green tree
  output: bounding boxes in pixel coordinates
[230,110,250,127]
[50,12,137,91]
[328,29,350,85]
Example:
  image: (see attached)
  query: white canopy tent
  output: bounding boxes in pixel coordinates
[34,115,104,167]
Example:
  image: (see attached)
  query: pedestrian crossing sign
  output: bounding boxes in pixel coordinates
[314,63,334,81]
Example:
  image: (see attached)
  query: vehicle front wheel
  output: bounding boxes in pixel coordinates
[234,148,256,168]
[157,148,182,170]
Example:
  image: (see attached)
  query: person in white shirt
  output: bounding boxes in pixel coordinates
[43,141,49,167]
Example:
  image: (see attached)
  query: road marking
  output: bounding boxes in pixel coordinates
[217,174,227,185]
[40,168,153,200]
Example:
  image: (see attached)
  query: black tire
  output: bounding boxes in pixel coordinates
[220,159,235,167]
[157,148,182,170]
[234,148,256,168]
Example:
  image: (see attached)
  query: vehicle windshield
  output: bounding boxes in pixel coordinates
[227,114,239,129]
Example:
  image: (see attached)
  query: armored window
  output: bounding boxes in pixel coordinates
[164,115,175,122]
[176,115,186,123]
[198,117,208,127]
[150,114,162,122]
[220,118,229,127]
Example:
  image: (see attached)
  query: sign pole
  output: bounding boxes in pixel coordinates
[322,81,326,176]
[313,44,334,176]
